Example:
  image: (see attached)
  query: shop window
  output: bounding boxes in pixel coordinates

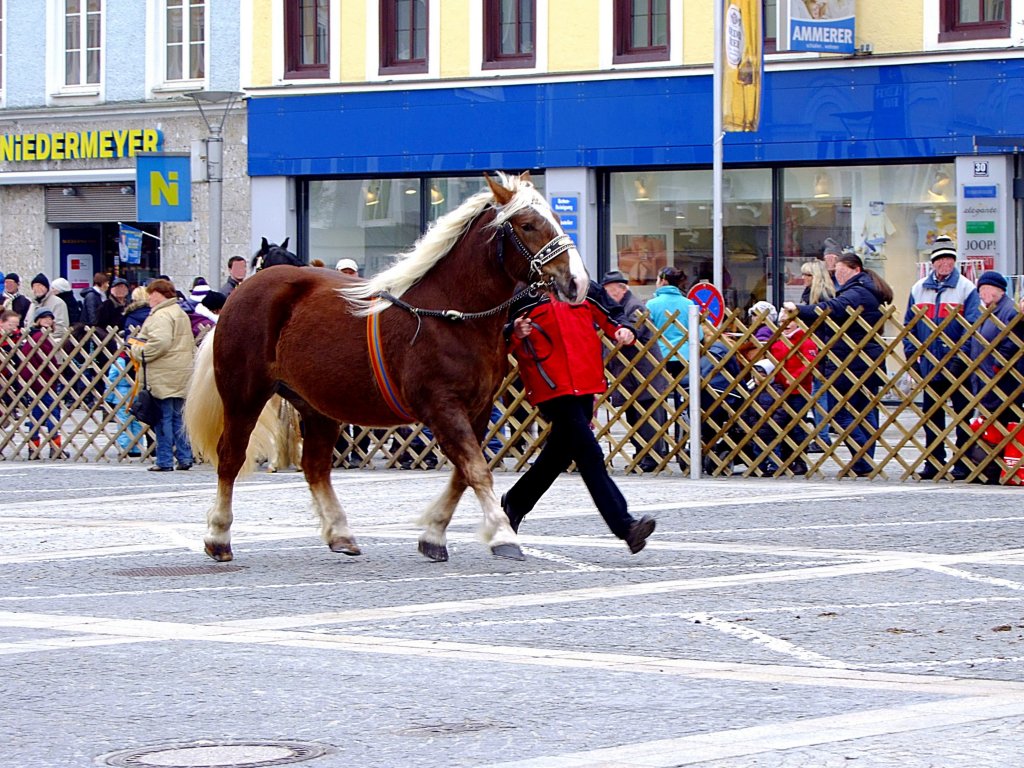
[380,0,427,75]
[613,0,668,64]
[165,0,205,82]
[781,164,959,309]
[64,0,102,87]
[285,0,329,79]
[763,0,777,53]
[483,0,535,70]
[607,169,773,309]
[939,0,1010,42]
[303,175,545,278]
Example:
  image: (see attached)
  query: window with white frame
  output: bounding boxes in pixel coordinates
[165,0,205,81]
[64,0,101,86]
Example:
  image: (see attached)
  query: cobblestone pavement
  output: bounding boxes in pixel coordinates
[1,462,1023,767]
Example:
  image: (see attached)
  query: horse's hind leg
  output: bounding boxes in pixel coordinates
[205,417,258,562]
[417,468,469,562]
[301,413,360,555]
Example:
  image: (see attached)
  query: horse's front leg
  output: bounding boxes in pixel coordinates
[301,414,360,555]
[416,468,469,562]
[432,419,524,561]
[205,476,236,562]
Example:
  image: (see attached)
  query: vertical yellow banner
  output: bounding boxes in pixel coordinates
[722,0,763,132]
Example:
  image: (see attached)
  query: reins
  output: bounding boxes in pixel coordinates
[372,281,547,346]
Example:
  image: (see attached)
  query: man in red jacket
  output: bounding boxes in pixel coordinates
[501,282,657,554]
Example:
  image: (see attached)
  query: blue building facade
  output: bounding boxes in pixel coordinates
[248,56,1024,309]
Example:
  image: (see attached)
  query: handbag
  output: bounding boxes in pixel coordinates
[129,354,162,426]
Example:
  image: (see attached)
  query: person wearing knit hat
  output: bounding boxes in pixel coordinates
[2,272,31,328]
[976,270,1008,292]
[929,235,958,263]
[903,235,979,480]
[28,273,69,340]
[189,278,211,304]
[971,268,1024,436]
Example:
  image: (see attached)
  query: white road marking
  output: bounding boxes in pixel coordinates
[476,696,1024,768]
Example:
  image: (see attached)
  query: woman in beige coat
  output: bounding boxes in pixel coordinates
[128,279,195,471]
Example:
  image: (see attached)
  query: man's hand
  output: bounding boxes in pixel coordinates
[513,315,533,339]
[779,301,798,322]
[614,327,635,345]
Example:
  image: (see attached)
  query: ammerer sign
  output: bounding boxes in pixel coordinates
[0,129,162,162]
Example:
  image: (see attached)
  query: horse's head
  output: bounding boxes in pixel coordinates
[252,237,303,271]
[486,173,588,304]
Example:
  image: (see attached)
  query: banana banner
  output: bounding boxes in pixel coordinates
[722,0,763,133]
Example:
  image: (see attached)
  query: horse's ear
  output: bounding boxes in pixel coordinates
[281,237,289,250]
[261,237,269,250]
[520,171,532,183]
[485,173,513,206]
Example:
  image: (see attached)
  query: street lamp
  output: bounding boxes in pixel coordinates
[186,90,244,287]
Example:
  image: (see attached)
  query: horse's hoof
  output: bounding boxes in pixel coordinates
[328,538,361,556]
[418,540,449,562]
[491,543,526,561]
[204,541,234,562]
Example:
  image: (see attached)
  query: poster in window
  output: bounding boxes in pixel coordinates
[615,234,667,284]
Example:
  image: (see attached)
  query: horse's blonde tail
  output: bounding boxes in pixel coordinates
[185,328,281,477]
[184,328,225,467]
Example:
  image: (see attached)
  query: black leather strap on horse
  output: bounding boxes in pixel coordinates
[372,281,546,345]
[519,320,557,390]
[499,222,575,279]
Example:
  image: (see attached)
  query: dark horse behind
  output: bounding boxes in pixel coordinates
[251,237,303,271]
[184,173,589,563]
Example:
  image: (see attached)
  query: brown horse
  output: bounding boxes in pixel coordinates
[184,173,588,563]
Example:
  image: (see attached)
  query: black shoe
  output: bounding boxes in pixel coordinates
[127,451,142,458]
[176,463,192,471]
[637,459,658,474]
[951,465,970,481]
[917,465,941,481]
[148,465,173,472]
[757,461,779,477]
[806,443,824,454]
[626,515,656,554]
[500,492,525,533]
[789,459,808,476]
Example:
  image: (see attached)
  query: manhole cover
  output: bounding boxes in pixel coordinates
[112,565,246,577]
[101,740,333,768]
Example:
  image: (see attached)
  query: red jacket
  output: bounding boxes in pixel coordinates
[508,285,631,405]
[768,327,818,394]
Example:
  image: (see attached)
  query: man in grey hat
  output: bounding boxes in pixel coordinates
[600,270,668,473]
[904,236,980,480]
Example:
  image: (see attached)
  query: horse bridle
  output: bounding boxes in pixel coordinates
[495,220,575,281]
[372,215,575,340]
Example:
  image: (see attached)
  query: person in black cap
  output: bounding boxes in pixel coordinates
[3,273,32,329]
[970,270,1024,429]
[600,270,668,473]
[28,273,69,340]
[95,277,132,331]
[903,235,980,480]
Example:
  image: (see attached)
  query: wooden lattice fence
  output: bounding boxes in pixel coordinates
[2,307,1023,483]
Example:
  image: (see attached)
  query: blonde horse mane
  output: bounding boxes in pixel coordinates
[338,172,546,316]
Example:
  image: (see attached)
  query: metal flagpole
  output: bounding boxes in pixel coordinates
[713,0,724,291]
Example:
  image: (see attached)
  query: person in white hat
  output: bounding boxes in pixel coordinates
[335,259,359,276]
[903,235,980,480]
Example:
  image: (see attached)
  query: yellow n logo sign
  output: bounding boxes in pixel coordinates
[150,170,179,207]
[136,153,192,222]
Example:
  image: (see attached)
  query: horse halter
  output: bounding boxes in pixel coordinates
[496,220,575,281]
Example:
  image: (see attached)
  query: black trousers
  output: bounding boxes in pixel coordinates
[505,394,634,539]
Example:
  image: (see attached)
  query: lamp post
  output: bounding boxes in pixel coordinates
[186,90,244,287]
